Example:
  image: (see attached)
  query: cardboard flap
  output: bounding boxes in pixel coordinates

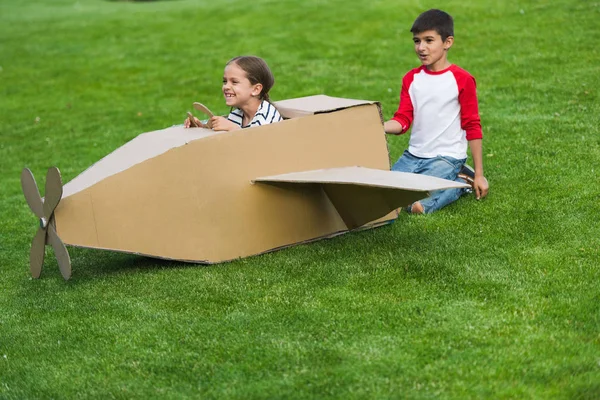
[62,126,219,198]
[253,166,470,229]
[273,95,377,119]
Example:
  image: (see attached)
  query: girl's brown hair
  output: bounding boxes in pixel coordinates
[227,56,276,102]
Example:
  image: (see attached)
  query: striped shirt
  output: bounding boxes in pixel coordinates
[227,100,282,128]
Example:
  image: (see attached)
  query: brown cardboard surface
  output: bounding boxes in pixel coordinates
[193,102,215,118]
[273,94,377,119]
[254,166,469,229]
[62,126,219,198]
[55,103,394,262]
[254,166,469,191]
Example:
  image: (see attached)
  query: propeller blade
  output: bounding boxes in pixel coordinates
[47,224,71,280]
[30,227,46,278]
[43,167,63,220]
[21,168,44,218]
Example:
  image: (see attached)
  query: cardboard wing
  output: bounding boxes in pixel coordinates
[253,166,468,229]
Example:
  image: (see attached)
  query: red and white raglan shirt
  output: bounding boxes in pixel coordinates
[392,65,482,160]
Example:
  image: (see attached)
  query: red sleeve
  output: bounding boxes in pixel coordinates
[391,69,417,134]
[454,68,483,140]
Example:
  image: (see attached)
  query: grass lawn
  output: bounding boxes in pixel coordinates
[1,0,599,398]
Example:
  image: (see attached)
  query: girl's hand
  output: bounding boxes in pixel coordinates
[208,116,240,131]
[184,115,204,128]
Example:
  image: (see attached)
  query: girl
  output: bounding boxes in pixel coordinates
[184,56,282,130]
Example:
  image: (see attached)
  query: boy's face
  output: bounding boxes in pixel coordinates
[413,30,454,72]
[222,63,262,108]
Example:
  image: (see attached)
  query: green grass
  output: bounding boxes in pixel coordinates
[1,0,599,398]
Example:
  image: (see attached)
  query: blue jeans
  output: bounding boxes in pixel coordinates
[391,150,468,214]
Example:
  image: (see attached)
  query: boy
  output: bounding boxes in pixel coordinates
[384,9,489,214]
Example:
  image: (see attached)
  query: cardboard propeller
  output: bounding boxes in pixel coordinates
[21,167,71,279]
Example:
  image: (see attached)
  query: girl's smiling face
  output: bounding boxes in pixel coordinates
[222,62,262,108]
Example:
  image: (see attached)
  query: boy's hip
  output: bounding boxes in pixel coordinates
[392,150,466,179]
[408,144,467,161]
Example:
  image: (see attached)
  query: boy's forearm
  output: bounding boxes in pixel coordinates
[384,119,403,135]
[468,139,484,176]
[468,138,489,199]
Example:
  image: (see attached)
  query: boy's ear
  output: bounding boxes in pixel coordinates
[444,36,454,51]
[252,83,263,97]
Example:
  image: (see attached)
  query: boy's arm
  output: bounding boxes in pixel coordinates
[468,139,489,200]
[457,71,488,199]
[385,73,414,135]
[384,119,404,134]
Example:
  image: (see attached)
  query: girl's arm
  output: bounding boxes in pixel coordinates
[208,116,240,131]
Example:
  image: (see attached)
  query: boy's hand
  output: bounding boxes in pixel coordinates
[473,175,489,200]
[208,116,240,131]
[384,119,404,135]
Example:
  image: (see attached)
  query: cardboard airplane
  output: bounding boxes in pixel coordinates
[21,95,469,280]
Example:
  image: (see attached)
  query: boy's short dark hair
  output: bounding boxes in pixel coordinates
[410,9,454,41]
